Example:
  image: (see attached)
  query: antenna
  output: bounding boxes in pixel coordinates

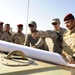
[26,0,30,36]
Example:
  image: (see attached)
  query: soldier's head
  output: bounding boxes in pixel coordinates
[64,13,75,30]
[17,24,23,32]
[4,24,10,32]
[51,18,60,30]
[31,31,39,39]
[0,21,4,32]
[28,21,37,33]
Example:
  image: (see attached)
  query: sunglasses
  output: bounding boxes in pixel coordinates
[29,25,35,28]
[52,23,57,25]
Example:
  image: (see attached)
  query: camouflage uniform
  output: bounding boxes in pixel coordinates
[35,28,66,54]
[25,32,49,51]
[12,32,25,45]
[62,27,75,61]
[0,31,12,42]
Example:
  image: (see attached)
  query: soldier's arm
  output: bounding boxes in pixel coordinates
[34,37,44,48]
[39,30,52,38]
[62,34,75,62]
[65,50,75,64]
[33,30,53,48]
[24,34,30,46]
[11,34,16,43]
[7,36,13,42]
[11,33,20,44]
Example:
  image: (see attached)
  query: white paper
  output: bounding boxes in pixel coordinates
[0,40,75,67]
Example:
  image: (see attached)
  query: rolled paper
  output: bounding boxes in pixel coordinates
[0,40,68,66]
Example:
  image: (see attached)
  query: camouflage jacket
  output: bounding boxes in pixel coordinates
[62,27,75,60]
[0,31,12,42]
[35,28,66,54]
[12,32,25,45]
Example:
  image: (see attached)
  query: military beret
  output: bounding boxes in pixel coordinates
[17,24,23,27]
[64,13,74,21]
[0,21,4,25]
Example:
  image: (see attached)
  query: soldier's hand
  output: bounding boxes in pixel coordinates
[32,46,37,48]
[68,58,75,64]
[67,55,75,64]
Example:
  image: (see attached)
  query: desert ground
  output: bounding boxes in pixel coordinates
[45,38,53,52]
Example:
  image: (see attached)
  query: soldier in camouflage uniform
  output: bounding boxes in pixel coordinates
[34,18,66,54]
[25,21,49,51]
[62,13,75,64]
[12,24,25,45]
[0,21,4,39]
[0,22,12,42]
[2,24,12,42]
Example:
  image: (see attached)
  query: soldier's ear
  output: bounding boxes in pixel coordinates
[74,19,75,22]
[35,25,37,28]
[58,22,60,25]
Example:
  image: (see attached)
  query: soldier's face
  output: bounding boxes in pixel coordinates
[4,26,10,32]
[17,27,23,32]
[0,25,3,32]
[52,23,60,30]
[64,19,75,30]
[29,25,37,33]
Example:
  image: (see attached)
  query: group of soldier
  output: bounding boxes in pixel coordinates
[0,13,75,64]
[0,23,25,45]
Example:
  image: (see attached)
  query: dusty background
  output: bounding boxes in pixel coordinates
[45,38,53,52]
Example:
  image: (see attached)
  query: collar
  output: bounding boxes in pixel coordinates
[68,27,75,35]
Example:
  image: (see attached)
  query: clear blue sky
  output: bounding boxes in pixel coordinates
[0,0,75,34]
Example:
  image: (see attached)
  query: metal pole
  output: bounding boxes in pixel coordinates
[26,0,30,35]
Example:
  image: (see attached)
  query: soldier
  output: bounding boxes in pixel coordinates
[34,18,66,54]
[12,24,25,45]
[0,22,12,42]
[0,21,4,39]
[62,13,75,64]
[25,21,49,51]
[2,24,12,42]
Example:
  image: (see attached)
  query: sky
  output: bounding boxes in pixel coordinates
[0,0,75,34]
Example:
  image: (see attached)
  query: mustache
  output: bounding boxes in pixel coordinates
[66,25,69,27]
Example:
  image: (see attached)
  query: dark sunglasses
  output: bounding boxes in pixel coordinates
[29,25,34,28]
[52,23,57,25]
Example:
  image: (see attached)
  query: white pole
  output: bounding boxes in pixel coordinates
[26,0,30,36]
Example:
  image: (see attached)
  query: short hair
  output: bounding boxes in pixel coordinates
[5,24,10,27]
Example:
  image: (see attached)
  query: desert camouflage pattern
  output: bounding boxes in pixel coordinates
[12,32,25,45]
[35,28,66,54]
[62,27,75,60]
[0,31,12,42]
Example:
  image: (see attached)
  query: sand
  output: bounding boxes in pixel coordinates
[45,38,53,52]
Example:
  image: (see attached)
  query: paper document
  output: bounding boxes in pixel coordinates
[0,40,75,67]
